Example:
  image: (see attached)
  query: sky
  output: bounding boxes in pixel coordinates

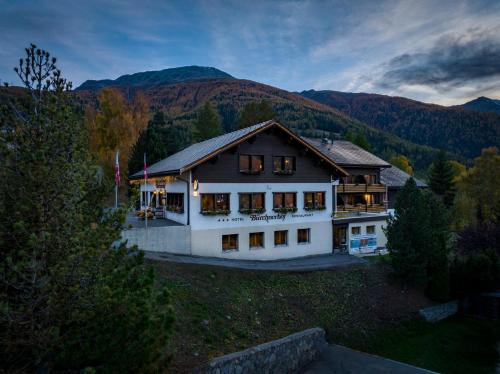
[1,0,499,105]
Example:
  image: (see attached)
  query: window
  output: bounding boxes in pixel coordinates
[351,226,361,235]
[365,174,378,184]
[239,154,264,174]
[201,193,230,213]
[273,192,296,210]
[166,193,184,213]
[366,225,376,234]
[304,191,326,210]
[249,232,265,249]
[274,230,288,246]
[239,193,265,213]
[297,228,310,244]
[273,156,295,174]
[222,234,238,251]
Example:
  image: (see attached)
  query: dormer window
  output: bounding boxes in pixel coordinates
[273,156,295,174]
[239,154,264,174]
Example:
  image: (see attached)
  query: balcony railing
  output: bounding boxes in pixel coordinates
[337,183,386,193]
[334,204,387,217]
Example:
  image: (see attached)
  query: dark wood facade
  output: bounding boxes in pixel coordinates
[192,128,342,183]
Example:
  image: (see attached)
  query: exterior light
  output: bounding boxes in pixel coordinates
[193,178,199,196]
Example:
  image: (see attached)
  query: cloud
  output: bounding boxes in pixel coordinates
[377,28,500,91]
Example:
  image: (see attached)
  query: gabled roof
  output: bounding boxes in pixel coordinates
[130,120,347,179]
[380,165,427,189]
[304,138,390,168]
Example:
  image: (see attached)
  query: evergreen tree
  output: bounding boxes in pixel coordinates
[0,45,173,372]
[353,132,372,152]
[386,178,450,300]
[237,100,276,129]
[429,150,455,207]
[193,101,222,141]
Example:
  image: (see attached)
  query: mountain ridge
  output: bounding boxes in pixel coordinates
[75,66,233,91]
[460,96,500,115]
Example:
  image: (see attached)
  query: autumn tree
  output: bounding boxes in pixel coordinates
[192,101,222,142]
[237,100,275,129]
[0,45,172,372]
[389,154,413,175]
[86,87,149,180]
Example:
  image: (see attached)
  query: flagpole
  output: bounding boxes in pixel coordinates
[144,153,148,231]
[115,150,119,209]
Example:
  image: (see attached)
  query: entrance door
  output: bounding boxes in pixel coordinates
[333,224,348,253]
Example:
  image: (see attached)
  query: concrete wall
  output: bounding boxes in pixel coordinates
[122,225,191,254]
[196,327,327,374]
[191,221,332,260]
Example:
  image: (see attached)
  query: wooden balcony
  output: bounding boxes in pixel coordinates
[337,184,386,193]
[335,204,387,216]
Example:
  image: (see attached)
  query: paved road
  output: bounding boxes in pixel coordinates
[144,252,366,271]
[301,345,436,374]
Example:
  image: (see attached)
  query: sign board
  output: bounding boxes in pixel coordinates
[350,234,377,253]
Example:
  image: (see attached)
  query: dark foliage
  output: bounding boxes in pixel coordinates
[193,101,222,142]
[300,89,500,161]
[237,99,276,129]
[429,150,456,207]
[0,45,173,372]
[386,178,450,300]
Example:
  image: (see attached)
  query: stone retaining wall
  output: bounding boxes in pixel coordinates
[419,301,458,323]
[194,327,327,374]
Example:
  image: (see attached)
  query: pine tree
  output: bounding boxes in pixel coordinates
[0,45,173,372]
[193,101,222,141]
[237,100,276,129]
[353,132,372,152]
[386,178,450,299]
[429,150,455,207]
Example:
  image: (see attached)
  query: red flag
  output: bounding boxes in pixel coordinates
[114,151,121,186]
[143,153,148,180]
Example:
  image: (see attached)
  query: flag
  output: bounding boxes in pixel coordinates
[114,150,121,186]
[143,153,148,180]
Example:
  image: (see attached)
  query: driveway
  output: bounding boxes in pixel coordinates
[301,344,436,374]
[144,252,366,271]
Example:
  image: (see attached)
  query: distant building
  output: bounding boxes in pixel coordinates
[128,120,425,259]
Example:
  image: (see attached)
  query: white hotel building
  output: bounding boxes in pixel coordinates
[127,120,424,260]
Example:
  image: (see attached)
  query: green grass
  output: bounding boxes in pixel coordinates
[151,260,432,372]
[358,316,500,374]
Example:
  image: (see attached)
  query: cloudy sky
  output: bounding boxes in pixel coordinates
[1,0,499,105]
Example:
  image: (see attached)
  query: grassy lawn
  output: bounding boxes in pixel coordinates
[152,259,432,372]
[358,316,500,374]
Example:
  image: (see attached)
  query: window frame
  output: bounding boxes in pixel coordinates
[351,226,361,236]
[272,155,296,174]
[366,225,376,235]
[272,192,297,211]
[238,192,266,213]
[222,234,239,252]
[200,193,231,215]
[166,192,184,213]
[297,228,311,244]
[249,232,265,249]
[239,154,264,174]
[304,191,326,210]
[274,230,288,247]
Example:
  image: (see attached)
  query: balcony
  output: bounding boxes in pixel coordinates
[337,184,386,193]
[334,204,387,217]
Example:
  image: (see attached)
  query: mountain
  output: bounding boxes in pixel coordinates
[76,77,443,171]
[300,90,500,160]
[460,96,500,115]
[75,66,233,91]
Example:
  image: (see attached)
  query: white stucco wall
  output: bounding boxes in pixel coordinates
[347,220,387,254]
[191,221,332,260]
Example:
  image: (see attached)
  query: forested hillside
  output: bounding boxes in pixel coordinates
[300,90,500,160]
[75,78,443,171]
[460,96,500,115]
